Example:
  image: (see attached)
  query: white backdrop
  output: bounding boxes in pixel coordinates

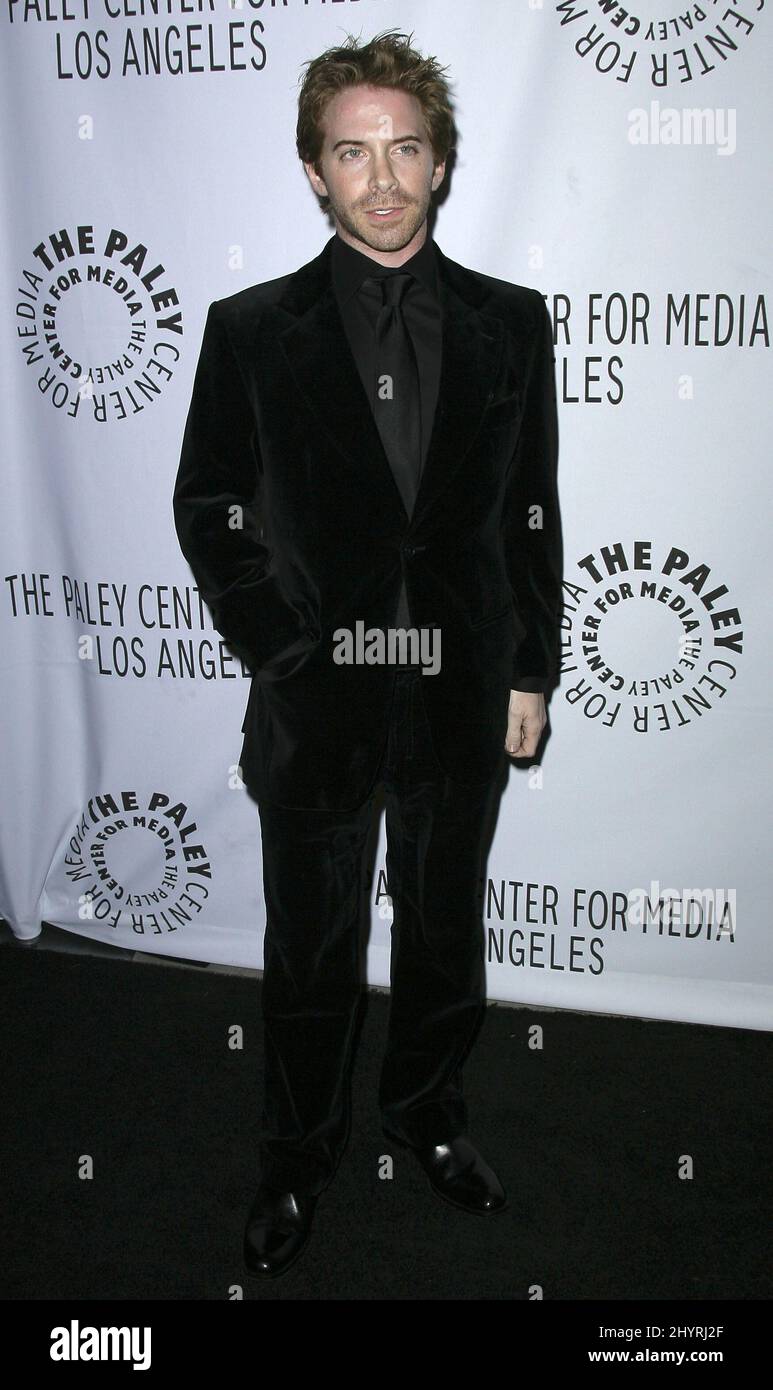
[1,0,771,1031]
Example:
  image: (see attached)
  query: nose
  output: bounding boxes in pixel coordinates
[368,148,399,194]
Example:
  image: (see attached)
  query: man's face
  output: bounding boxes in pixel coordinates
[303,84,446,263]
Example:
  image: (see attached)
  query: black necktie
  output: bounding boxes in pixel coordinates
[372,273,422,518]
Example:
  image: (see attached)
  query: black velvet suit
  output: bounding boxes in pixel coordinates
[173,233,563,813]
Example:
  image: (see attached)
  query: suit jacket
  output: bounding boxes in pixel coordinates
[173,233,563,810]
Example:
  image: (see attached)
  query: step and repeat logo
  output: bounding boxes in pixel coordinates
[14,223,184,422]
[551,0,764,88]
[562,539,743,730]
[63,789,213,939]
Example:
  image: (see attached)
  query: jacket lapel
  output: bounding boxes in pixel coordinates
[276,235,505,527]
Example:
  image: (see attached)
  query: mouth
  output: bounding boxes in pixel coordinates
[364,207,406,220]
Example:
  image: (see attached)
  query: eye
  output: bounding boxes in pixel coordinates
[340,147,363,160]
[397,144,419,156]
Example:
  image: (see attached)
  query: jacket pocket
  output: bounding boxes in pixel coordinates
[486,388,520,410]
[469,601,514,631]
[484,386,522,425]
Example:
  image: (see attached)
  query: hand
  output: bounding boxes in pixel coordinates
[504,690,547,758]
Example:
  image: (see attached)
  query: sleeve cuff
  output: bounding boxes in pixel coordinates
[511,673,553,693]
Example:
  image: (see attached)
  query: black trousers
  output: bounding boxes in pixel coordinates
[255,665,500,1195]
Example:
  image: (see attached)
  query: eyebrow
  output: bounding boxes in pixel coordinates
[331,133,425,150]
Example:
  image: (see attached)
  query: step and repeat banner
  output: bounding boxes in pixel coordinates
[1,2,770,1030]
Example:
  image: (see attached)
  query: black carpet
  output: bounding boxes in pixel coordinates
[1,941,771,1301]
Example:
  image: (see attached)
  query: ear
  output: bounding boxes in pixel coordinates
[303,160,328,198]
[431,159,446,193]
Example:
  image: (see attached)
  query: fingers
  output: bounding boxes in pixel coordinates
[505,736,536,757]
[504,716,545,758]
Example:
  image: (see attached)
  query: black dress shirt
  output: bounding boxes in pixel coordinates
[331,232,442,630]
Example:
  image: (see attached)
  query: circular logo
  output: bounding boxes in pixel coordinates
[14,223,184,421]
[549,1,762,90]
[64,788,212,936]
[562,539,743,730]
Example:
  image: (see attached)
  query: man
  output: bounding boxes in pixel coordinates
[173,29,563,1279]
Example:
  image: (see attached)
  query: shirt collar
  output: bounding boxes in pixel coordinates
[331,229,439,305]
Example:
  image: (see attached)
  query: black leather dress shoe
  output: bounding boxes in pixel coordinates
[409,1135,508,1214]
[243,1182,317,1278]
